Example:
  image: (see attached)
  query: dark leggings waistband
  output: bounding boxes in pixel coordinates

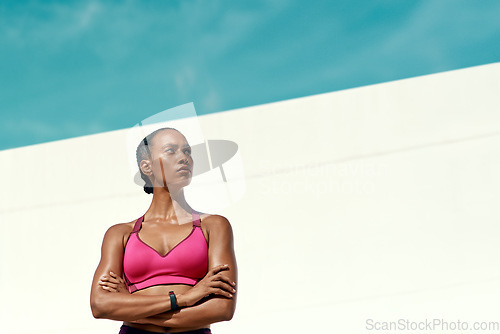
[119,325,211,334]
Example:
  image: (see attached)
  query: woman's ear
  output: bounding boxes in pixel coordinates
[140,160,153,178]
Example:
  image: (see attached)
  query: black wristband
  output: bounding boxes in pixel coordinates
[169,291,179,310]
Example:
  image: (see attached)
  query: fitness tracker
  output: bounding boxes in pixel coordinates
[169,290,179,310]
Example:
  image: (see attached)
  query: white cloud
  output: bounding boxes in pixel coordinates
[202,88,220,111]
[75,1,102,30]
[312,0,500,85]
[174,66,197,100]
[1,1,104,47]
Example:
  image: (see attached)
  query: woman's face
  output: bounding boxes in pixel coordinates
[142,129,193,190]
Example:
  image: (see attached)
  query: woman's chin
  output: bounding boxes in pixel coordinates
[167,178,192,189]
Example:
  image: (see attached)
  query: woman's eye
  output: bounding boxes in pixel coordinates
[164,148,190,154]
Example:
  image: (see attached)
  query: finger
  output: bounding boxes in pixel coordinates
[108,272,124,283]
[214,272,235,285]
[106,276,121,284]
[210,287,233,299]
[99,276,113,284]
[99,280,116,288]
[100,275,111,282]
[101,274,123,284]
[209,264,226,275]
[211,280,236,294]
[212,273,237,289]
[102,278,125,285]
[102,286,118,292]
[109,271,121,279]
[210,264,230,275]
[100,281,118,289]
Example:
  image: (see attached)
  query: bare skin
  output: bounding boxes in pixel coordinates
[90,129,238,333]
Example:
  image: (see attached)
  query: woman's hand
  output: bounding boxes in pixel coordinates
[98,265,236,308]
[99,271,129,293]
[177,264,236,308]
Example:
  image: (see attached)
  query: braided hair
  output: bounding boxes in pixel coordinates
[136,127,180,194]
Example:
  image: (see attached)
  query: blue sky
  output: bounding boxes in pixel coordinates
[1,0,499,151]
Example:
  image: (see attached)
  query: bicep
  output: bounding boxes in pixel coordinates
[90,225,127,302]
[207,216,238,285]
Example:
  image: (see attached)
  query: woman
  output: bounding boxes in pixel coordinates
[90,127,238,334]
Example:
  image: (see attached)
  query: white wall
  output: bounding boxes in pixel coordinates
[1,62,500,334]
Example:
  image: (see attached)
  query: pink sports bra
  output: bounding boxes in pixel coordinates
[122,211,209,293]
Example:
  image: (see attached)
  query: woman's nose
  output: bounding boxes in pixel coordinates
[178,153,190,163]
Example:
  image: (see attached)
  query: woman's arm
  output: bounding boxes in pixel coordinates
[90,223,182,321]
[133,295,234,328]
[132,214,238,328]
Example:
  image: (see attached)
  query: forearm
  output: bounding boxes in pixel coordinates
[134,296,235,328]
[91,291,175,321]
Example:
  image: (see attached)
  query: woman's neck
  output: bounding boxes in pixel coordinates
[144,186,193,224]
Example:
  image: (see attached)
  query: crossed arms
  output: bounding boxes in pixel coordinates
[89,215,238,328]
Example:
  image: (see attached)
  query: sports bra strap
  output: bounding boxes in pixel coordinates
[192,211,201,227]
[132,215,144,233]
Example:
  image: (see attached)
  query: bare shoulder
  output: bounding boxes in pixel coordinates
[199,214,236,254]
[199,213,230,225]
[199,213,233,234]
[102,219,136,245]
[105,220,134,235]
